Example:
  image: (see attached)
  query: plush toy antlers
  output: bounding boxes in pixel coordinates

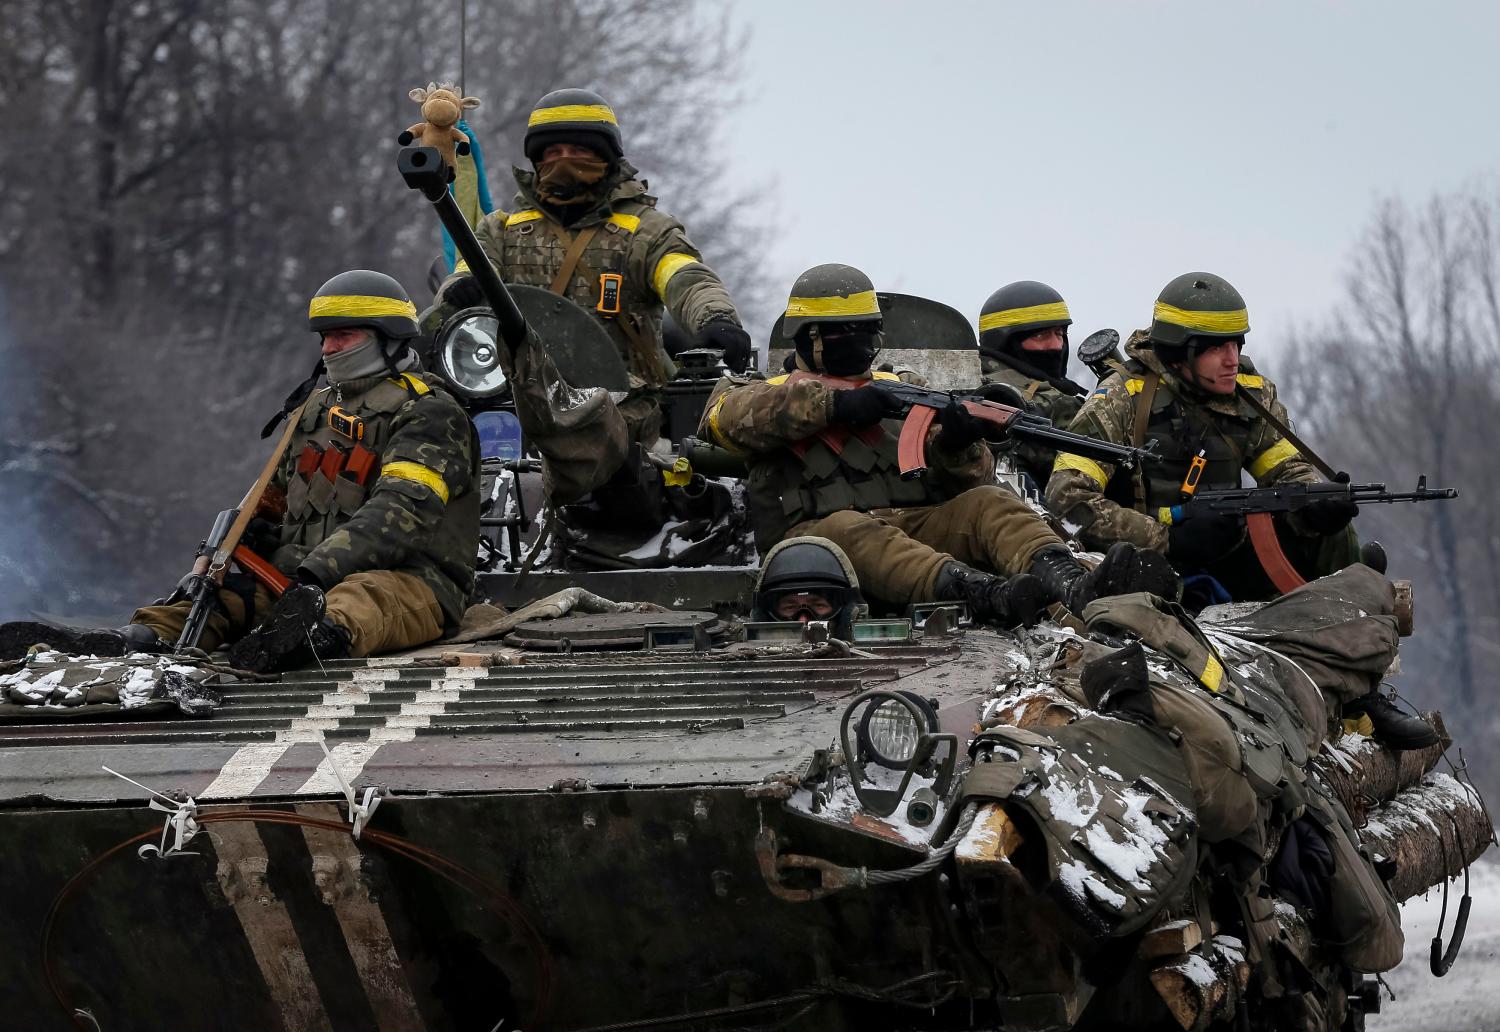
[397,81,481,170]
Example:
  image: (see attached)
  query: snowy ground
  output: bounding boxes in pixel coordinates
[1369,849,1500,1031]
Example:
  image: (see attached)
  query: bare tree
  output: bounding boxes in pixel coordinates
[0,0,774,621]
[1281,188,1500,735]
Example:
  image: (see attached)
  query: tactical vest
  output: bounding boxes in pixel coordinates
[497,206,674,383]
[279,372,436,555]
[1104,362,1262,515]
[744,373,930,551]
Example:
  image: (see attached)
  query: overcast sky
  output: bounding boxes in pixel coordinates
[718,0,1500,362]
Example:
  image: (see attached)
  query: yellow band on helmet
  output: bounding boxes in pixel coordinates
[528,103,618,127]
[309,295,417,320]
[1153,301,1249,334]
[784,290,880,320]
[979,301,1071,332]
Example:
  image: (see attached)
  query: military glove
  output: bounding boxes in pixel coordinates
[936,401,988,451]
[1294,495,1359,535]
[696,319,753,373]
[1166,512,1244,568]
[976,381,1035,413]
[830,383,902,426]
[442,273,485,310]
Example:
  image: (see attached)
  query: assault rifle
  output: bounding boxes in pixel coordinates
[1172,476,1458,593]
[791,374,1156,478]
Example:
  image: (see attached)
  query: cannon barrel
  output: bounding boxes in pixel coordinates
[398,145,528,350]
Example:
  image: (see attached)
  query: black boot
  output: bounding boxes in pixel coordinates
[1027,542,1179,616]
[932,562,1052,628]
[1359,540,1388,575]
[0,621,127,662]
[228,585,351,674]
[1342,691,1439,751]
[117,623,168,653]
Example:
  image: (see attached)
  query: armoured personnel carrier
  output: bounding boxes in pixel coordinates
[0,148,1489,1031]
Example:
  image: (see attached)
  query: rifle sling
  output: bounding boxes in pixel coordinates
[1131,372,1159,448]
[1235,386,1339,481]
[212,397,313,575]
[548,225,603,295]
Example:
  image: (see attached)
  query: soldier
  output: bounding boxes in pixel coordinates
[978,280,1090,488]
[752,537,866,640]
[1,272,481,672]
[429,88,751,384]
[1044,272,1435,746]
[701,264,1177,627]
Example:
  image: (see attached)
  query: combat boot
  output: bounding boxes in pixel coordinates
[1359,540,1388,575]
[1341,690,1439,751]
[1027,542,1179,617]
[0,621,128,662]
[932,562,1051,629]
[228,585,351,674]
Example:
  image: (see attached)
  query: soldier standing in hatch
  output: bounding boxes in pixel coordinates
[978,280,1091,488]
[1,271,481,673]
[700,263,1177,628]
[428,88,752,386]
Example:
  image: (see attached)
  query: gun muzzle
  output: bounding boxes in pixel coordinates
[398,146,528,351]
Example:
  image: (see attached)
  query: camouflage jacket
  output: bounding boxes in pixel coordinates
[981,362,1086,488]
[272,368,480,629]
[701,363,994,551]
[429,161,741,385]
[1044,334,1319,553]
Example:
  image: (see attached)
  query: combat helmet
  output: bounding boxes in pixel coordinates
[524,88,624,162]
[753,537,866,640]
[307,270,419,340]
[1149,272,1250,350]
[978,280,1073,355]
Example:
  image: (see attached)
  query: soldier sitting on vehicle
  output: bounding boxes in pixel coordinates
[1046,272,1367,599]
[1043,272,1435,747]
[0,272,481,674]
[700,263,1178,627]
[427,88,752,389]
[978,280,1090,489]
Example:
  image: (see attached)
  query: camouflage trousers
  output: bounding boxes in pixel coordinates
[132,570,444,658]
[789,486,1063,607]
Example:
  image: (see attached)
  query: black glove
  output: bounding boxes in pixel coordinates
[830,383,901,426]
[936,401,987,451]
[442,273,485,309]
[976,381,1035,413]
[1167,512,1245,567]
[697,319,753,373]
[1295,495,1359,535]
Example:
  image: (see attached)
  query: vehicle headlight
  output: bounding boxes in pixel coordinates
[854,690,939,769]
[437,309,508,400]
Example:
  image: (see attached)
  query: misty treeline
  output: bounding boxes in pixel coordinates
[1278,185,1500,799]
[0,0,771,618]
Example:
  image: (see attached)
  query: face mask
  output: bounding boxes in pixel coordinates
[819,330,883,377]
[535,155,610,205]
[324,336,390,384]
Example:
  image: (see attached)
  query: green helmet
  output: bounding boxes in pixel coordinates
[524,88,624,162]
[307,270,419,339]
[978,280,1072,354]
[1149,272,1249,348]
[780,263,882,339]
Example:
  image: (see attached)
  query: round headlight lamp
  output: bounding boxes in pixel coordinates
[437,308,508,400]
[854,691,939,769]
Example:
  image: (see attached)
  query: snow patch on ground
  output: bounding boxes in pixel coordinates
[1369,851,1500,1031]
